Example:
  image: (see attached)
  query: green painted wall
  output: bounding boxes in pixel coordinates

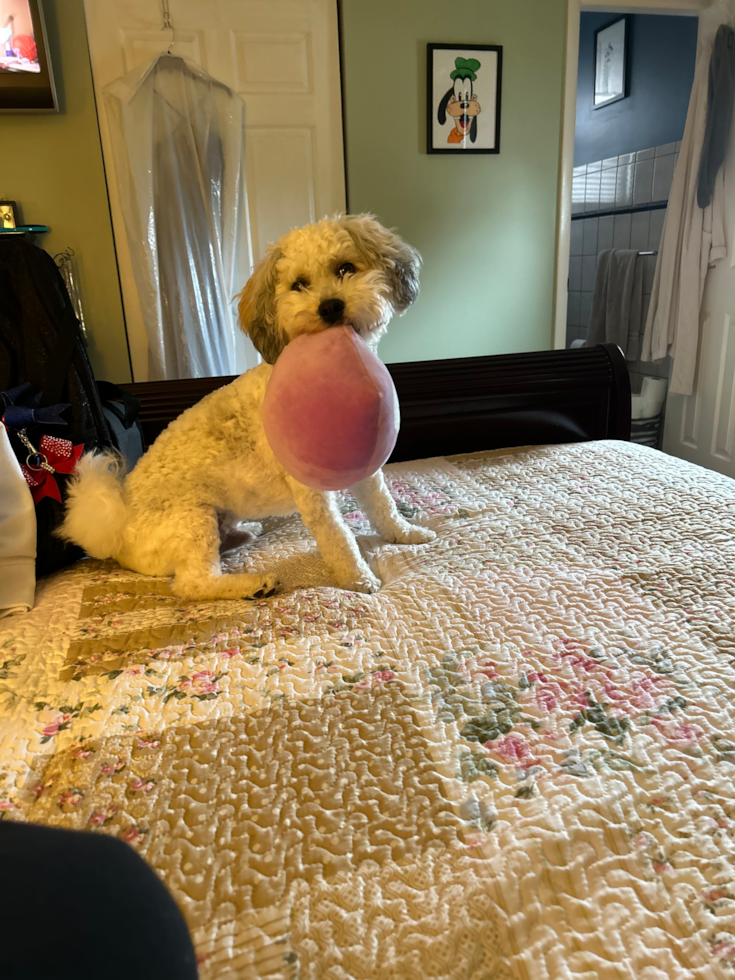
[340,0,567,363]
[1,0,130,382]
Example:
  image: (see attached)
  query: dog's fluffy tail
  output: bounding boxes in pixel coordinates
[58,451,128,560]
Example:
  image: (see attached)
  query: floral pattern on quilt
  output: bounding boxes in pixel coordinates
[1,441,735,979]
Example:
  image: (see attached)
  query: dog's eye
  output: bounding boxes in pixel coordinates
[290,279,309,292]
[337,263,356,278]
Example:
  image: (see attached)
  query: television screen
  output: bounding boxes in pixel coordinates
[0,0,57,111]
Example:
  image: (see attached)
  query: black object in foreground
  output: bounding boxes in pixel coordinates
[0,820,198,979]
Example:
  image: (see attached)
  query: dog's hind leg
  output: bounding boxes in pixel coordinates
[350,471,436,545]
[170,506,278,600]
[286,477,381,594]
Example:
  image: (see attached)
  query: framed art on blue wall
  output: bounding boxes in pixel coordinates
[594,16,628,109]
[427,43,502,154]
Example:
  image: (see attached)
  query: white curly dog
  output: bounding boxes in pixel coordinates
[60,214,435,599]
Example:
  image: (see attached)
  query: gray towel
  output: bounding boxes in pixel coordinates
[697,24,735,209]
[586,248,643,360]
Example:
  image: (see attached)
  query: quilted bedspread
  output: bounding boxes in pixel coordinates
[2,440,735,979]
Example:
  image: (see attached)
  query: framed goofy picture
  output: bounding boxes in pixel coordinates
[427,43,502,154]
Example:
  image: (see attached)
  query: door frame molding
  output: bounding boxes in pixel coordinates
[553,0,708,350]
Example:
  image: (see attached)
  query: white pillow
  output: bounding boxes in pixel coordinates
[0,425,36,617]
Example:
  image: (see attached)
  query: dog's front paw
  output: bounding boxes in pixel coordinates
[252,573,280,599]
[386,524,436,545]
[338,568,381,594]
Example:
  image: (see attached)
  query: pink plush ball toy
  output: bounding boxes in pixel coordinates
[262,326,400,491]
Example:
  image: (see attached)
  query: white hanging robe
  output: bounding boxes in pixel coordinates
[641,7,729,395]
[103,54,255,380]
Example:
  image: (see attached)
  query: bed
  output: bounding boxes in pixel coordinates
[3,344,735,979]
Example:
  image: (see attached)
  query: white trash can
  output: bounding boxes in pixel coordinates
[631,377,668,450]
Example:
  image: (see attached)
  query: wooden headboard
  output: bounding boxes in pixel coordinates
[121,343,631,462]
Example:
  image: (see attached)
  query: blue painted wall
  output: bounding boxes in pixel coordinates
[574,13,698,166]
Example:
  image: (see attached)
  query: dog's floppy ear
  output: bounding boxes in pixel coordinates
[237,245,288,364]
[470,115,478,143]
[437,89,453,125]
[342,213,421,315]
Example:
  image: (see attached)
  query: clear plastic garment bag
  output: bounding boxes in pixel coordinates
[104,54,257,380]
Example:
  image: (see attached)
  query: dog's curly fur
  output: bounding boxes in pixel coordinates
[59,214,435,599]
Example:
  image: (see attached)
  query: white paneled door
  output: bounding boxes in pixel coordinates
[663,308,735,478]
[84,0,346,381]
[662,116,735,478]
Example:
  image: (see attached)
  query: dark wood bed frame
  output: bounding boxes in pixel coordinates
[121,343,631,462]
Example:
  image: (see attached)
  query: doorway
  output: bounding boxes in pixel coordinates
[555,0,706,355]
[558,0,735,479]
[555,1,703,448]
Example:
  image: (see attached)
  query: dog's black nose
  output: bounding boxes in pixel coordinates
[460,102,469,109]
[318,297,345,325]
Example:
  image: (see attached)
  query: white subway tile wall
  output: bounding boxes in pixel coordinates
[633,158,654,206]
[572,166,586,215]
[598,214,614,252]
[582,254,598,292]
[582,216,599,255]
[571,144,678,214]
[630,209,650,251]
[566,140,676,388]
[585,170,601,212]
[652,153,676,202]
[570,219,584,256]
[600,167,617,210]
[569,255,582,292]
[567,290,581,329]
[612,212,632,250]
[616,164,634,209]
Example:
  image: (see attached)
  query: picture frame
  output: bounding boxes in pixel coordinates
[0,201,17,228]
[593,16,628,109]
[0,0,59,113]
[427,43,502,154]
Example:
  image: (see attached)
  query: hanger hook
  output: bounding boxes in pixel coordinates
[161,0,175,54]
